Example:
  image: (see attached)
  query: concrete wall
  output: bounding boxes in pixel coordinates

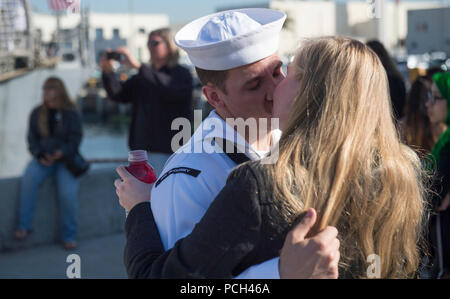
[0,167,125,252]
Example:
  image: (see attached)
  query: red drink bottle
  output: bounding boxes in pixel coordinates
[125,150,157,184]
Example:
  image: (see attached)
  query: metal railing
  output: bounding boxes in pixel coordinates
[0,0,33,74]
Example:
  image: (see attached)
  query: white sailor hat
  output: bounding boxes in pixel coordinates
[174,8,286,71]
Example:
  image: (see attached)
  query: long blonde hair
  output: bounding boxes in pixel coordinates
[270,37,427,278]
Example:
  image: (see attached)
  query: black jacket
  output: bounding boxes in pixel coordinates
[431,143,450,207]
[388,76,406,121]
[102,64,193,154]
[123,161,297,279]
[430,143,450,270]
[28,105,83,161]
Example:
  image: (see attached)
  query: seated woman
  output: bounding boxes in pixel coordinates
[117,37,428,278]
[14,77,84,250]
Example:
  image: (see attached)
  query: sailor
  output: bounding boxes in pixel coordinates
[149,8,286,278]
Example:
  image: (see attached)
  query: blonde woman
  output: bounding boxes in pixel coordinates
[118,37,427,278]
[14,77,83,250]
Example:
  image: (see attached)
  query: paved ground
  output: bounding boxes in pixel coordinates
[0,233,127,279]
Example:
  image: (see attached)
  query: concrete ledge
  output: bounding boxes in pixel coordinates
[0,167,125,252]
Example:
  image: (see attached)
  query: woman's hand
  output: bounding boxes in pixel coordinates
[39,152,56,166]
[52,149,63,160]
[39,156,53,167]
[437,193,450,212]
[279,208,340,279]
[115,47,142,69]
[100,51,115,74]
[114,166,153,212]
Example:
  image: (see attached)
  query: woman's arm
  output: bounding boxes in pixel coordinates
[27,107,44,158]
[101,71,138,104]
[123,164,263,278]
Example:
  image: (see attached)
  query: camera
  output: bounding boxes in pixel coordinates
[106,51,124,61]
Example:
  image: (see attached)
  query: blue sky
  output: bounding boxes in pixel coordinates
[31,0,274,24]
[30,0,446,24]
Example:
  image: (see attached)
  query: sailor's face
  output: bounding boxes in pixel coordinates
[273,63,300,130]
[219,54,284,121]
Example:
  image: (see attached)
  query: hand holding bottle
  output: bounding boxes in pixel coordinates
[115,165,153,213]
[115,150,157,213]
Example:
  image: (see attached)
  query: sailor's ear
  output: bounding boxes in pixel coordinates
[202,84,225,109]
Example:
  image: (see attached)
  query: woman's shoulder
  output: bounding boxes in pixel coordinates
[29,105,43,122]
[31,105,42,115]
[441,138,450,153]
[227,161,293,248]
[170,63,192,76]
[173,63,190,72]
[227,161,274,202]
[228,160,272,183]
[62,107,81,118]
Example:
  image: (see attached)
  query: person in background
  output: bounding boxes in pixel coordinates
[426,72,450,276]
[399,78,434,158]
[14,77,83,250]
[100,28,193,176]
[425,67,446,87]
[366,40,406,122]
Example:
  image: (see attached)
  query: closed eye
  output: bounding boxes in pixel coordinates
[248,81,261,91]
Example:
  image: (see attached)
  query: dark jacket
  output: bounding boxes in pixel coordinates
[431,143,450,206]
[430,143,450,270]
[388,76,406,121]
[102,64,193,154]
[123,161,298,279]
[28,105,83,161]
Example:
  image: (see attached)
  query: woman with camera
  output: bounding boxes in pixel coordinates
[100,28,193,176]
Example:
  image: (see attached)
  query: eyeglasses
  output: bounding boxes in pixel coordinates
[148,40,162,47]
[426,91,445,104]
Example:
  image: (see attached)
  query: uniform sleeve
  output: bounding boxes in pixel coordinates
[150,156,229,250]
[125,164,264,278]
[234,257,280,279]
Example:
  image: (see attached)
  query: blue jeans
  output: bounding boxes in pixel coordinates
[18,158,80,242]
